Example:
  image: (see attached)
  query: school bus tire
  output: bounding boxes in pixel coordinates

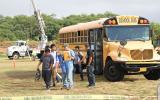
[144,70,160,80]
[104,60,124,82]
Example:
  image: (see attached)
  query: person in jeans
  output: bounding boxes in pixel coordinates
[57,49,67,87]
[63,44,75,89]
[85,44,95,88]
[74,46,84,81]
[36,47,54,90]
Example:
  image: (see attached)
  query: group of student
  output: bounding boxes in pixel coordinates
[36,43,96,90]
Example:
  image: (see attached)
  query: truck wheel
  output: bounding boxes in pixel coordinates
[8,56,12,60]
[13,53,19,59]
[104,60,124,82]
[144,70,160,80]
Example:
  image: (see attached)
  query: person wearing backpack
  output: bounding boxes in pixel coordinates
[63,44,75,90]
[74,46,84,81]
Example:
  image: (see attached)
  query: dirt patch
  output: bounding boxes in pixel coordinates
[0,58,159,100]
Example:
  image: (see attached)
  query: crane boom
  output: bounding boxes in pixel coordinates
[30,0,47,50]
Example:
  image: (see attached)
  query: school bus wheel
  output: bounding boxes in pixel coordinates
[144,70,160,80]
[104,59,124,82]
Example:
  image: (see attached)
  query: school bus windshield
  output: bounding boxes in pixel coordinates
[105,25,150,41]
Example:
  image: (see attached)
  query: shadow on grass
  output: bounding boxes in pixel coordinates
[95,74,141,82]
[5,70,141,83]
[5,70,35,79]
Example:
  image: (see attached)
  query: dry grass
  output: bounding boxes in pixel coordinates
[0,57,159,99]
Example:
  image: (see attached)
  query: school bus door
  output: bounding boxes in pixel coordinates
[88,29,103,74]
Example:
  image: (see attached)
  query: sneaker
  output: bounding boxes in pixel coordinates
[52,83,56,87]
[66,87,70,90]
[46,88,51,92]
[61,86,67,90]
[46,86,51,91]
[87,84,95,88]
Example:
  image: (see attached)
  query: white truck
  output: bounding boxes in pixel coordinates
[7,40,32,59]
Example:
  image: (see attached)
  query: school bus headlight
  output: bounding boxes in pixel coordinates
[153,54,160,60]
[116,57,128,61]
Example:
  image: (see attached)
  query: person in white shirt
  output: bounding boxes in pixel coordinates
[50,44,59,86]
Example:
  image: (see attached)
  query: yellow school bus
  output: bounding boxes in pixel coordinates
[58,15,160,82]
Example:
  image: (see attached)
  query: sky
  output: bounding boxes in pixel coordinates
[0,0,159,22]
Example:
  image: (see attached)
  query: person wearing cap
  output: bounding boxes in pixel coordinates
[36,47,54,90]
[50,44,60,86]
[85,44,95,88]
[63,43,75,89]
[74,46,84,81]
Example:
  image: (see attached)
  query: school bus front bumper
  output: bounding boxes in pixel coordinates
[123,61,160,74]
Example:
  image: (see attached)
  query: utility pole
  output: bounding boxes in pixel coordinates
[30,0,48,50]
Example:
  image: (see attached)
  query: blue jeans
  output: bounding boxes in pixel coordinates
[60,63,67,87]
[64,61,74,88]
[87,64,95,86]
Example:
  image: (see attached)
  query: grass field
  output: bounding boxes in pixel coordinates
[0,56,159,99]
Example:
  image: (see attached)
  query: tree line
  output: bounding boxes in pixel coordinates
[0,12,160,41]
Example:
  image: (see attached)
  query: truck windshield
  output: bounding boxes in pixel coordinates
[105,25,150,41]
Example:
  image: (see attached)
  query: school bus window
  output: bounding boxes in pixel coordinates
[78,37,80,42]
[81,31,84,36]
[75,32,78,37]
[69,38,71,43]
[61,39,64,43]
[68,38,70,43]
[64,34,66,38]
[78,31,80,36]
[69,33,71,37]
[71,38,73,43]
[74,38,77,43]
[68,33,70,37]
[63,34,64,38]
[67,33,69,38]
[72,32,74,37]
[90,32,95,42]
[81,37,82,42]
[84,37,88,42]
[84,31,88,36]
